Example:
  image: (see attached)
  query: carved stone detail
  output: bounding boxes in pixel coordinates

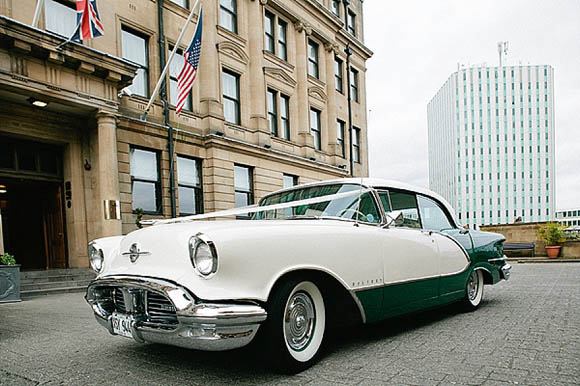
[308,86,327,102]
[46,66,61,87]
[217,41,249,65]
[324,42,340,55]
[294,21,312,36]
[10,56,27,77]
[264,67,297,88]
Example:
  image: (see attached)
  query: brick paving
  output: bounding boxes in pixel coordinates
[0,263,578,385]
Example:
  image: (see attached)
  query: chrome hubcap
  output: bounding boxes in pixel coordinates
[284,291,315,351]
[468,271,479,301]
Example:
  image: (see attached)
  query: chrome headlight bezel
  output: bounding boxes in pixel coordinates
[88,241,104,273]
[188,233,218,278]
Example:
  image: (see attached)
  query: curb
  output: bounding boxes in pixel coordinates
[507,258,580,264]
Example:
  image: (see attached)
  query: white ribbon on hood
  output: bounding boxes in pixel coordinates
[142,188,372,226]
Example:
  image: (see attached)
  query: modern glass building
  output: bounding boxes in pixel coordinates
[428,65,555,226]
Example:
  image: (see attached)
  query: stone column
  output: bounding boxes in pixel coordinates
[248,0,270,147]
[95,112,122,237]
[294,21,315,158]
[325,42,339,157]
[198,0,223,134]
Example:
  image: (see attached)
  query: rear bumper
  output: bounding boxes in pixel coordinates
[500,263,512,281]
[85,276,267,351]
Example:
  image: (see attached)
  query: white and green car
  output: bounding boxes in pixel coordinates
[86,178,511,373]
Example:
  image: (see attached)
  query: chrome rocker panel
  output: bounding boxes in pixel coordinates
[85,276,267,351]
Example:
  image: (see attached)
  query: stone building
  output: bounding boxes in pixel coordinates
[0,0,372,270]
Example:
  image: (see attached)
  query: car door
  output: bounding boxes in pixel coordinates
[378,190,439,316]
[416,195,471,298]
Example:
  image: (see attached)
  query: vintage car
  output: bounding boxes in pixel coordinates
[85,178,511,373]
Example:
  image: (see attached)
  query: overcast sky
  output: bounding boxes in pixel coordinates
[363,0,580,210]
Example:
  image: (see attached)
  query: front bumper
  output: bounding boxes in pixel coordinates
[85,276,267,351]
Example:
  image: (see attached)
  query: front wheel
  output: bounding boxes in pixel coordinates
[262,279,326,373]
[462,269,484,311]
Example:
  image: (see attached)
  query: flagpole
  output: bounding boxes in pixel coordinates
[141,0,202,121]
[32,0,45,28]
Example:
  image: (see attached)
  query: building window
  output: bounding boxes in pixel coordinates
[234,165,253,217]
[130,148,160,213]
[169,46,191,111]
[277,19,288,61]
[219,0,237,34]
[334,56,344,93]
[170,0,188,8]
[307,40,319,79]
[352,127,361,163]
[45,0,77,38]
[331,0,340,17]
[222,69,240,125]
[347,10,356,36]
[122,28,149,97]
[283,174,298,189]
[264,12,288,61]
[267,89,278,136]
[280,94,290,140]
[264,11,275,54]
[350,67,359,102]
[267,89,291,140]
[337,120,345,157]
[177,156,203,215]
[310,108,321,150]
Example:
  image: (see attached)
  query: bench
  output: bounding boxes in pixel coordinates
[504,242,535,257]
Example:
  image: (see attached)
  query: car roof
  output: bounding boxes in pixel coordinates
[264,177,460,227]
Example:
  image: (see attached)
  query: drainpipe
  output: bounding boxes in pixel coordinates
[157,0,177,217]
[342,0,354,177]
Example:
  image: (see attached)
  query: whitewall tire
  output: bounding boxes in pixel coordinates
[463,269,484,311]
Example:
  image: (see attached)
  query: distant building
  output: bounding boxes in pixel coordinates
[428,64,555,226]
[0,0,371,270]
[555,209,580,227]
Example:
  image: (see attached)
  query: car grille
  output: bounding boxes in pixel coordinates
[96,286,178,330]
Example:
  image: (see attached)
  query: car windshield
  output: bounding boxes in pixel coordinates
[253,183,381,224]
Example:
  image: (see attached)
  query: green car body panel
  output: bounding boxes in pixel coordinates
[354,229,507,323]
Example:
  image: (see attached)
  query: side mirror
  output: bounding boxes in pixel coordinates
[384,210,404,227]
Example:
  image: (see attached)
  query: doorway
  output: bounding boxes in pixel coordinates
[0,137,67,270]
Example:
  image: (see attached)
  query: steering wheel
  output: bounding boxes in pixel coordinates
[337,208,366,220]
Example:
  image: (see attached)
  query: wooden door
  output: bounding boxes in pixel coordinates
[42,184,67,269]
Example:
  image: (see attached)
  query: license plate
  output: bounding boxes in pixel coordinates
[112,313,134,338]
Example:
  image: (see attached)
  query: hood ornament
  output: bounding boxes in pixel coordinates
[122,243,151,263]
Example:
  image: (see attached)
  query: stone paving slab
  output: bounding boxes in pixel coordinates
[0,263,579,385]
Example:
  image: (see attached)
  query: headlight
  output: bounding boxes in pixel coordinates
[189,233,218,278]
[88,242,104,273]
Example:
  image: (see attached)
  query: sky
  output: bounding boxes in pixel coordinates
[363,0,580,210]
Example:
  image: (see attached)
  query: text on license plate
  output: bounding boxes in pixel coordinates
[112,313,133,338]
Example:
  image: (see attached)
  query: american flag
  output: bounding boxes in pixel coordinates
[72,0,104,41]
[176,8,203,115]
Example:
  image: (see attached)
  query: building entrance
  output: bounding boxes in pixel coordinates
[0,137,67,270]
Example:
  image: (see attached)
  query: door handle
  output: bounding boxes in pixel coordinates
[421,230,433,236]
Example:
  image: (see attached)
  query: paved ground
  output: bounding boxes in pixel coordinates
[1,263,579,386]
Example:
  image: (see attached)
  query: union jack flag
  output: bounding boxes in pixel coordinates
[176,8,203,115]
[72,0,104,41]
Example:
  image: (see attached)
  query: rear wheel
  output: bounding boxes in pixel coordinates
[462,269,484,311]
[262,279,326,373]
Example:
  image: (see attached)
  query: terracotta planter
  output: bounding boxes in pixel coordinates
[546,246,561,259]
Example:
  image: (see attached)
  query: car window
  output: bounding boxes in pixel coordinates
[417,195,454,232]
[254,184,380,224]
[388,191,421,228]
[378,191,392,212]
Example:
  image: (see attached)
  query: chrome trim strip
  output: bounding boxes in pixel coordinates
[348,290,367,324]
[488,256,507,262]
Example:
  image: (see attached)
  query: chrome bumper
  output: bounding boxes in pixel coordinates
[85,276,267,351]
[500,263,512,281]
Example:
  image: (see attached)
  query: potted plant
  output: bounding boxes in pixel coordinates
[0,252,20,303]
[537,223,566,259]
